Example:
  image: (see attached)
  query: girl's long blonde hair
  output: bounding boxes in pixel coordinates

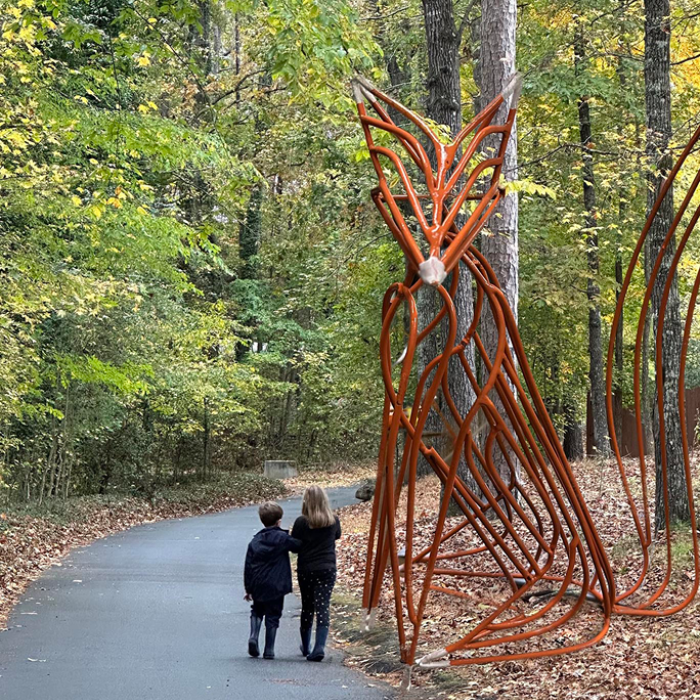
[302,486,335,528]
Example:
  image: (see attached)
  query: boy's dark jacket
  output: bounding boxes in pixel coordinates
[244,526,301,601]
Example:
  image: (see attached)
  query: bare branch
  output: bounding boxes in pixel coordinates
[673,52,700,66]
[361,4,410,21]
[456,0,480,44]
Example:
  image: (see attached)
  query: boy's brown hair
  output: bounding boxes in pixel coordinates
[258,501,283,527]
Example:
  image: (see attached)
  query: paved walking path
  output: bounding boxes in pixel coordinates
[0,487,391,700]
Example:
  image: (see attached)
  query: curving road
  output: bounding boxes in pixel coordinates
[0,487,391,700]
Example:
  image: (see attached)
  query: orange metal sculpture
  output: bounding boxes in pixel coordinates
[352,74,700,668]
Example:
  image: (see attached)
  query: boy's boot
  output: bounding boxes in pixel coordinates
[307,625,329,662]
[263,623,277,660]
[248,615,263,658]
[300,626,312,656]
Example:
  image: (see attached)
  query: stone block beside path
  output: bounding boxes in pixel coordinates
[264,460,298,479]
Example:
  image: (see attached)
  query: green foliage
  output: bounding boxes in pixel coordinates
[0,0,384,502]
[4,0,700,504]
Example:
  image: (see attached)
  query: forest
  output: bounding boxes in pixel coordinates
[2,0,700,506]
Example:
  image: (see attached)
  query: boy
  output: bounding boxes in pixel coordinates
[244,501,301,660]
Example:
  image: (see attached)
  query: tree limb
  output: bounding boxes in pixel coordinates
[456,0,480,44]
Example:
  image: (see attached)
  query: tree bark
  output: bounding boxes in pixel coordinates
[613,232,624,443]
[478,0,519,484]
[614,46,627,446]
[202,397,211,480]
[479,0,518,325]
[563,399,584,462]
[234,13,242,105]
[421,0,477,490]
[239,183,262,276]
[644,0,690,528]
[574,22,610,459]
[422,0,462,137]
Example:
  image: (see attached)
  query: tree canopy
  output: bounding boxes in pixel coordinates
[3,0,700,502]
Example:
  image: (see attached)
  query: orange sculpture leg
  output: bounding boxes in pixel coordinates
[352,75,700,667]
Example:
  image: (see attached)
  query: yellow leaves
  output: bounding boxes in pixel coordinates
[504,178,557,200]
[74,95,89,105]
[137,102,158,114]
[1,128,30,151]
[88,203,104,220]
[70,186,134,216]
[136,53,151,67]
[18,24,36,42]
[352,145,370,163]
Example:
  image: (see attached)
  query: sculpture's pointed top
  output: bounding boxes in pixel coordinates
[502,72,523,108]
[351,80,364,105]
[351,74,378,105]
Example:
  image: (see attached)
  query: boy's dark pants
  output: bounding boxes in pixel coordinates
[250,597,284,659]
[251,598,284,628]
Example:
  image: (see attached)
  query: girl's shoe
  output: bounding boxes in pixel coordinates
[300,626,312,656]
[307,625,329,662]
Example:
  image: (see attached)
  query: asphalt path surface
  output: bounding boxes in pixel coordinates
[0,487,392,700]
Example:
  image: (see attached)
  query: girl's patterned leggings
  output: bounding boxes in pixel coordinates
[298,569,337,629]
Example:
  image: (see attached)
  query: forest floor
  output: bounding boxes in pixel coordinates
[0,473,287,629]
[333,458,700,700]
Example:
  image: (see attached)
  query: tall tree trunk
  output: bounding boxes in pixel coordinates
[202,397,211,480]
[574,22,610,459]
[239,183,262,277]
[478,0,519,484]
[372,1,417,478]
[421,0,477,490]
[234,13,242,105]
[194,0,214,75]
[613,46,627,446]
[422,0,461,135]
[644,0,689,528]
[613,225,624,442]
[479,0,518,323]
[563,399,584,461]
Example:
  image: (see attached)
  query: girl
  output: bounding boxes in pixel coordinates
[292,486,341,661]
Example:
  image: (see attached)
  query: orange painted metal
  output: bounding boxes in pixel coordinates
[352,75,700,667]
